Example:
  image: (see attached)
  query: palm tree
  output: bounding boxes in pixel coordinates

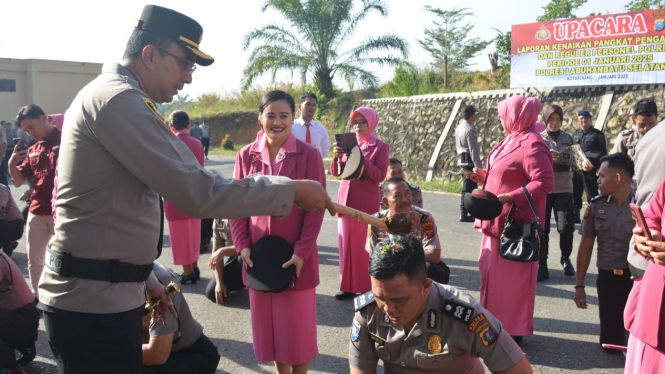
[171,94,193,110]
[242,0,409,98]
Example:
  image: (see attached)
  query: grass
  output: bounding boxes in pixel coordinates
[208,144,245,156]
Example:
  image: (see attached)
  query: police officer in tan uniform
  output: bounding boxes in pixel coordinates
[349,235,531,374]
[40,6,333,373]
[455,106,482,222]
[368,178,449,284]
[573,153,635,353]
[383,158,423,209]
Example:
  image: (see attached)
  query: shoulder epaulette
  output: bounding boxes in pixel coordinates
[621,128,634,135]
[354,291,376,311]
[590,195,606,203]
[409,183,420,190]
[441,298,474,326]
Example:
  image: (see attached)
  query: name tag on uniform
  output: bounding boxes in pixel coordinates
[369,333,385,346]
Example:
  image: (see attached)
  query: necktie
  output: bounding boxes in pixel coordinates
[305,123,312,144]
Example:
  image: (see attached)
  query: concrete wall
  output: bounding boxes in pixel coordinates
[0,58,102,122]
[355,85,665,182]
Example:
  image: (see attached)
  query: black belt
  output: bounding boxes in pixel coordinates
[458,152,474,166]
[45,248,153,283]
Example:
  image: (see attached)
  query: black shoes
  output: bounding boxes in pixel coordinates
[193,267,201,280]
[562,257,575,276]
[537,266,549,282]
[16,341,36,366]
[459,213,475,222]
[335,291,354,300]
[179,272,197,284]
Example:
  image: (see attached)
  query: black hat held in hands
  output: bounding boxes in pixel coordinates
[135,5,214,66]
[246,235,296,293]
[341,145,366,181]
[463,189,503,220]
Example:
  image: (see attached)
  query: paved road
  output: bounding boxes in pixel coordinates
[9,154,625,373]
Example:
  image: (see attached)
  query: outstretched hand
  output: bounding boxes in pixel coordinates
[294,180,335,215]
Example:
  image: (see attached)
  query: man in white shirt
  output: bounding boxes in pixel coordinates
[292,92,330,159]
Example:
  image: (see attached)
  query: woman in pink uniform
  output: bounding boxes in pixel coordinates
[231,90,325,374]
[625,177,665,372]
[471,95,554,341]
[164,110,204,284]
[331,107,389,299]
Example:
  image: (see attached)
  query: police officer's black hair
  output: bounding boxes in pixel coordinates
[299,92,318,105]
[633,98,658,118]
[463,106,477,120]
[381,177,408,197]
[389,158,402,167]
[15,104,46,126]
[169,110,190,131]
[123,29,174,62]
[369,235,427,283]
[259,90,296,114]
[599,153,635,179]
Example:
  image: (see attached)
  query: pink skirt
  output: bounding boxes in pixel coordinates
[249,287,318,365]
[168,218,201,266]
[625,334,665,373]
[338,216,371,293]
[479,235,537,336]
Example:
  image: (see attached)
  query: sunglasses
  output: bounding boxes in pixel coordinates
[154,47,197,73]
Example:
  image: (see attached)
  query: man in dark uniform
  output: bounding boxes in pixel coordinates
[349,235,532,374]
[572,110,607,221]
[455,106,483,222]
[573,153,635,353]
[142,262,220,373]
[40,6,333,374]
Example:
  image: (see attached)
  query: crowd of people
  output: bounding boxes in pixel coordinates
[0,4,664,374]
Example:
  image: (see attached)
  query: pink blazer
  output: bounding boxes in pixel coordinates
[624,178,665,351]
[476,127,555,238]
[230,134,325,290]
[330,139,389,211]
[164,132,205,221]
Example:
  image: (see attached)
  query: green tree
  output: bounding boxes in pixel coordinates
[492,29,511,67]
[417,7,492,72]
[171,94,193,111]
[242,0,409,99]
[536,0,588,21]
[625,0,665,11]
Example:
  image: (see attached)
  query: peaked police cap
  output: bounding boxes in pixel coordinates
[135,5,214,66]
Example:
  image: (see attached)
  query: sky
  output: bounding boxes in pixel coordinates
[1,0,627,99]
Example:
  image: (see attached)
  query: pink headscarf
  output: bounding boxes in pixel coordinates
[351,107,379,150]
[497,96,542,135]
[47,113,65,131]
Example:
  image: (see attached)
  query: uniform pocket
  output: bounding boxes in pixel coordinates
[375,345,391,361]
[415,350,452,370]
[593,218,610,231]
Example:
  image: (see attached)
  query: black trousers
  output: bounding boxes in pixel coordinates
[0,300,39,369]
[597,269,633,349]
[0,219,23,247]
[427,260,450,285]
[201,138,210,157]
[43,305,144,374]
[143,334,220,374]
[460,168,477,214]
[540,193,575,267]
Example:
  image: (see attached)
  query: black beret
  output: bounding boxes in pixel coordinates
[463,189,503,220]
[246,235,296,293]
[135,5,214,66]
[341,145,366,181]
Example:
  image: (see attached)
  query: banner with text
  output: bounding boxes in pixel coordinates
[511,9,665,87]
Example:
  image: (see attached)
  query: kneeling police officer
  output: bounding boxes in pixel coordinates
[349,235,532,374]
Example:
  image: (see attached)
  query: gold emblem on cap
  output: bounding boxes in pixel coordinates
[428,335,442,354]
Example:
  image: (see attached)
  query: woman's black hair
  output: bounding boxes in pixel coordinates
[369,235,427,283]
[169,110,190,131]
[259,90,296,114]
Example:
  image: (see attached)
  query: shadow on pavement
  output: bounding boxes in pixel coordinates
[534,317,600,336]
[521,334,625,370]
[316,294,355,328]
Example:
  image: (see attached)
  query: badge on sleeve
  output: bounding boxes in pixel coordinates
[467,313,487,333]
[428,335,442,354]
[422,222,434,239]
[142,97,166,123]
[351,319,361,342]
[583,206,591,219]
[479,325,497,346]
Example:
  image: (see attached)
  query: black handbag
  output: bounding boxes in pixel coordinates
[499,187,544,262]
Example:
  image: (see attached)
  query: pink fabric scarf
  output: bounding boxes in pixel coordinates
[492,96,542,159]
[47,113,65,131]
[351,107,378,150]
